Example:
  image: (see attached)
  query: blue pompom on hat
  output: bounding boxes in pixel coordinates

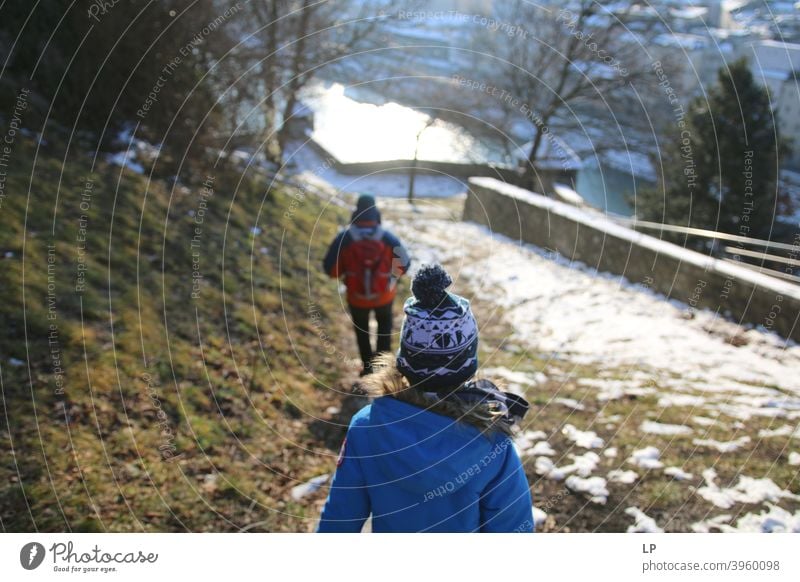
[396,264,478,391]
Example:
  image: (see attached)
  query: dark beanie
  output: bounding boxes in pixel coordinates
[351,194,380,223]
[396,264,479,391]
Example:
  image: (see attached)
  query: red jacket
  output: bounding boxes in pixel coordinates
[323,221,410,308]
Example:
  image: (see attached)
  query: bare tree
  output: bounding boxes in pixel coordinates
[482,0,660,189]
[230,0,395,166]
[407,116,436,202]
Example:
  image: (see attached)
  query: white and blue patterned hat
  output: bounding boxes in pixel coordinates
[396,264,478,391]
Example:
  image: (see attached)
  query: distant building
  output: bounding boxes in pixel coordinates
[707,0,748,30]
[750,40,800,167]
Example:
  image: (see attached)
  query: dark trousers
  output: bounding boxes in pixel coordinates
[349,302,393,372]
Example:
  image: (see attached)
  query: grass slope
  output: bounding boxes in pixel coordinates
[0,136,356,532]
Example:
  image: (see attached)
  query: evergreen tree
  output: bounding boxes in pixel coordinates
[639,58,785,242]
[0,1,237,178]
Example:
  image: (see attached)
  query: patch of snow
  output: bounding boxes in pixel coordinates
[578,378,647,402]
[107,150,145,174]
[692,436,750,453]
[562,424,604,449]
[664,466,694,481]
[566,475,609,504]
[514,430,547,455]
[8,358,24,367]
[697,468,800,509]
[603,447,618,458]
[628,446,663,469]
[290,474,329,501]
[720,505,800,533]
[625,507,663,532]
[554,397,585,411]
[532,506,548,529]
[691,416,720,427]
[691,514,733,532]
[789,452,800,466]
[534,451,600,480]
[483,367,547,391]
[529,441,556,456]
[758,424,799,438]
[608,469,638,484]
[640,421,692,436]
[658,394,706,407]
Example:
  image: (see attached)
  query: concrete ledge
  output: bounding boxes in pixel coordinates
[464,177,800,343]
[303,136,574,191]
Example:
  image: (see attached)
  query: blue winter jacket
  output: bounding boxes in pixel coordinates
[317,396,534,533]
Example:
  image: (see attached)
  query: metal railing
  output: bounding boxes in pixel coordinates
[614,217,800,285]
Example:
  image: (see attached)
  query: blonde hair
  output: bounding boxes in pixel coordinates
[361,353,512,436]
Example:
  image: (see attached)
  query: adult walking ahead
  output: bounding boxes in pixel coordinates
[323,195,410,376]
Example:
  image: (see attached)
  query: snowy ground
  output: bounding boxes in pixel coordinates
[292,153,799,532]
[378,197,800,533]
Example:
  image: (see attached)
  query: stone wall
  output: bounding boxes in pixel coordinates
[464,177,800,342]
[304,137,574,192]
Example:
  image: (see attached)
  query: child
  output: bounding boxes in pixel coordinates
[323,195,410,376]
[318,264,534,532]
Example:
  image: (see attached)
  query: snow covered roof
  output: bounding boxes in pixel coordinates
[670,6,708,19]
[654,33,708,50]
[600,149,656,181]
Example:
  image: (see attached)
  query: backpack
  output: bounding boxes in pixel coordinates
[343,226,393,301]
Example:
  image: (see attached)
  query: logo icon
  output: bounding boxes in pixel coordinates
[20,542,45,570]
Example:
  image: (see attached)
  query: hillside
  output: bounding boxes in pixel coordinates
[0,135,358,532]
[2,135,798,534]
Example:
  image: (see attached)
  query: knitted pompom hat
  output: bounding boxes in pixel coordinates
[396,264,478,391]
